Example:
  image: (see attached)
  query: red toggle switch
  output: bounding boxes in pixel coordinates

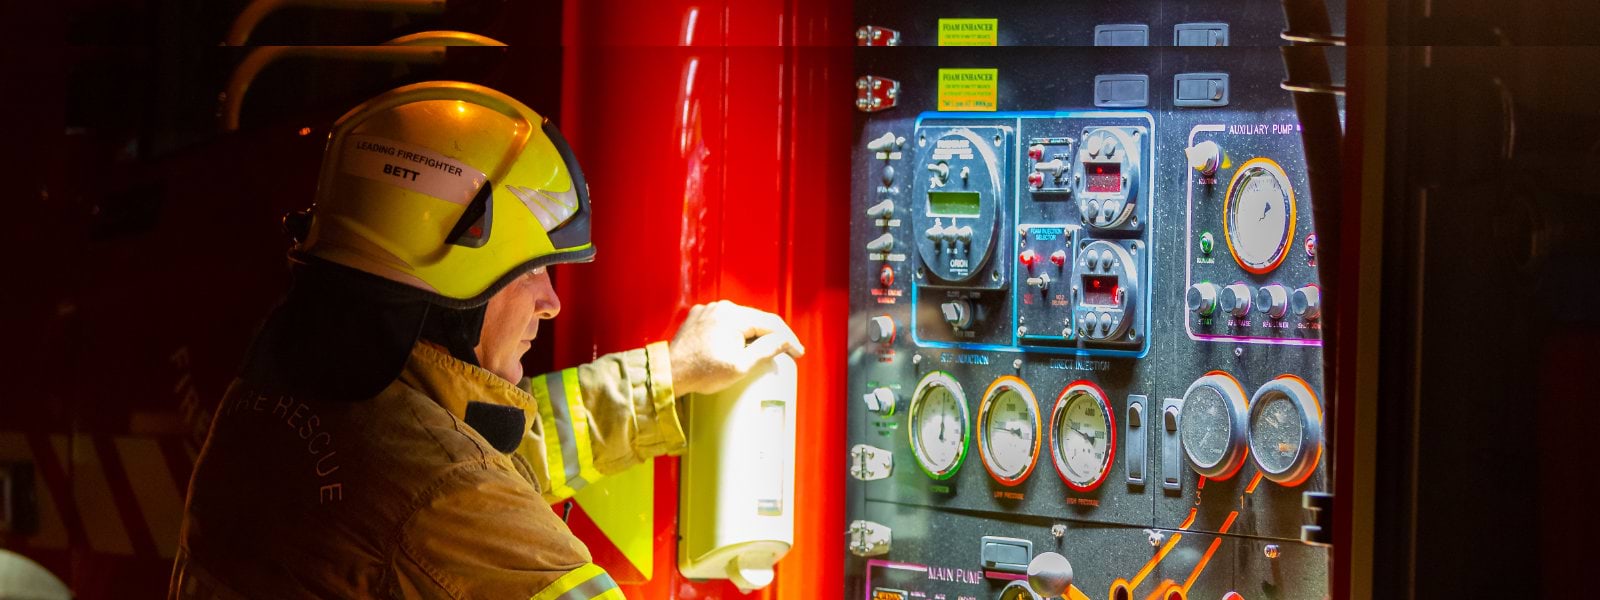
[1028,172,1045,188]
[1028,144,1046,161]
[1019,249,1039,268]
[1050,250,1067,267]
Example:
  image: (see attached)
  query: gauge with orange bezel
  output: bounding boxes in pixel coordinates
[977,376,1042,486]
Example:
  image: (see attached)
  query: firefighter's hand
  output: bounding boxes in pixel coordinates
[668,301,805,397]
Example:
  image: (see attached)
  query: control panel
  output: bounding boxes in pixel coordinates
[847,5,1337,600]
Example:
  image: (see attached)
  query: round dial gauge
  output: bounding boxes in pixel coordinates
[1224,158,1296,274]
[908,372,970,480]
[1249,375,1324,486]
[1179,372,1251,480]
[1049,381,1116,492]
[978,377,1042,486]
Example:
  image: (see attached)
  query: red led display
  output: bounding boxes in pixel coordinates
[1082,275,1120,306]
[1086,162,1122,193]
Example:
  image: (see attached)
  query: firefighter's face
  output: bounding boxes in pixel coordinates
[477,268,562,383]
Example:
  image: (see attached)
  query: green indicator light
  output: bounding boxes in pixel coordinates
[1200,231,1215,254]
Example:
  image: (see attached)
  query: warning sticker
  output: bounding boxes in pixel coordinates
[937,68,999,112]
[937,18,998,46]
[341,134,488,205]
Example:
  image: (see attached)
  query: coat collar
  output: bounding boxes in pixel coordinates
[398,342,535,421]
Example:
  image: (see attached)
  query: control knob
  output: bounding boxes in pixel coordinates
[1186,283,1219,316]
[1185,140,1222,176]
[1255,284,1289,319]
[927,162,949,183]
[867,316,895,343]
[1220,284,1253,317]
[940,300,973,329]
[1027,552,1075,599]
[1292,285,1322,320]
[862,387,896,415]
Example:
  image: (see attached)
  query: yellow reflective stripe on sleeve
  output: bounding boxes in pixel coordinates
[530,563,622,600]
[542,369,586,495]
[531,374,578,498]
[560,369,604,487]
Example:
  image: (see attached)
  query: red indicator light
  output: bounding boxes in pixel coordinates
[1028,172,1045,188]
[879,265,895,287]
[1019,249,1039,267]
[1050,250,1067,267]
[1028,145,1045,161]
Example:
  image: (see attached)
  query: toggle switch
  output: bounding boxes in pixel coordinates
[1019,249,1039,268]
[1050,250,1068,267]
[1033,159,1068,177]
[927,162,949,183]
[865,199,894,219]
[866,132,902,152]
[1025,274,1051,290]
[866,233,895,253]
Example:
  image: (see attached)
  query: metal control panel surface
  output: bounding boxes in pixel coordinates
[847,4,1339,600]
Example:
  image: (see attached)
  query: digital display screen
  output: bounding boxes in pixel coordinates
[1082,275,1120,306]
[927,191,982,217]
[1085,163,1122,193]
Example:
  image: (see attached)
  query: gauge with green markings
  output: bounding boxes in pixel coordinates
[908,371,969,480]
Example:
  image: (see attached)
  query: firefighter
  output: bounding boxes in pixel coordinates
[169,81,804,599]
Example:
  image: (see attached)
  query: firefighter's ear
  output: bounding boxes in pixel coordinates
[464,401,525,453]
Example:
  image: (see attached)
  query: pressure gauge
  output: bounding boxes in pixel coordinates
[1224,158,1296,274]
[908,371,970,480]
[978,376,1042,486]
[1179,372,1251,480]
[1049,381,1116,492]
[1248,375,1324,486]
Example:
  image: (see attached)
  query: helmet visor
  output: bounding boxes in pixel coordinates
[540,119,593,254]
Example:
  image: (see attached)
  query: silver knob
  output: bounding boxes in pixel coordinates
[1221,284,1253,317]
[1187,283,1219,316]
[867,316,895,343]
[862,388,896,415]
[1255,284,1289,319]
[940,301,972,329]
[1027,552,1074,599]
[1292,286,1322,320]
[865,199,894,219]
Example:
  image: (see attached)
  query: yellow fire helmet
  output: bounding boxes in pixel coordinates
[298,81,594,308]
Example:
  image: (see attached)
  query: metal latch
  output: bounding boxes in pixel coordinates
[848,520,892,557]
[856,76,900,113]
[850,444,894,481]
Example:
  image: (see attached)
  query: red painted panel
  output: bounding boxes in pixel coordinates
[560,0,851,597]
